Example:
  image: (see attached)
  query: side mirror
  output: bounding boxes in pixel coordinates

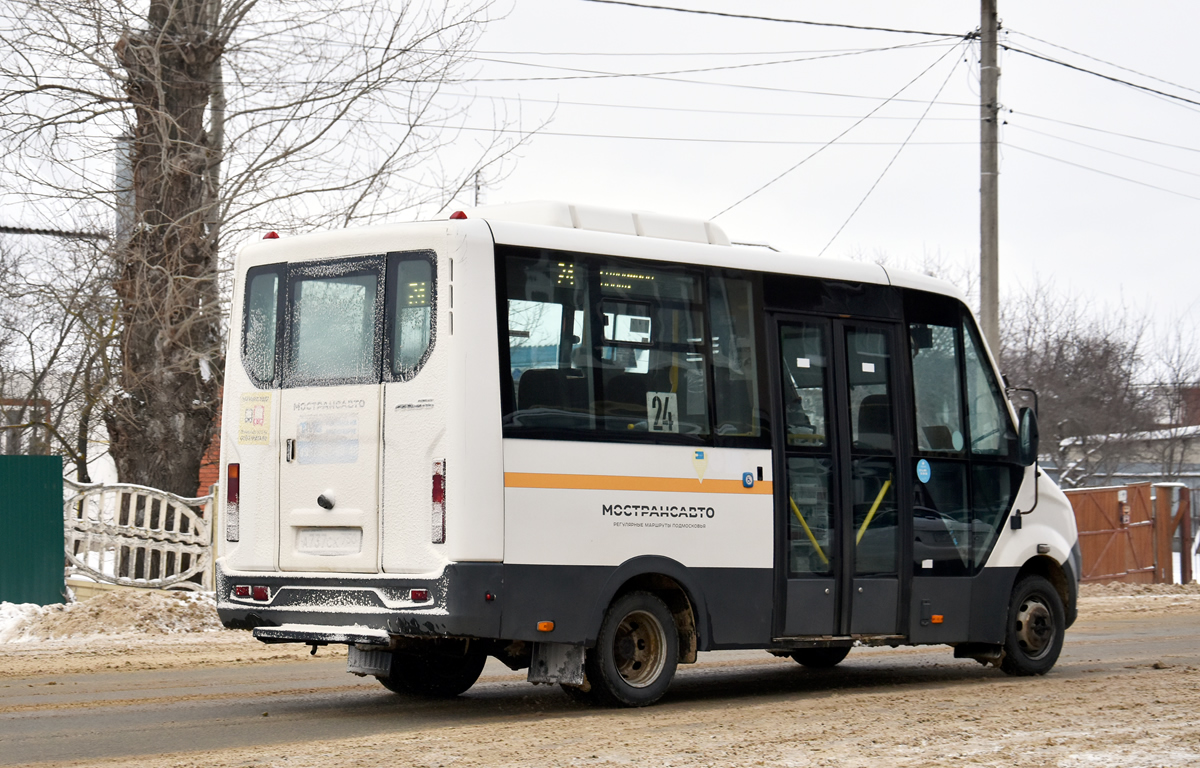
[1017,406,1039,467]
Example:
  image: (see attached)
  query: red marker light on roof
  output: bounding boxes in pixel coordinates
[449,211,467,220]
[263,231,279,239]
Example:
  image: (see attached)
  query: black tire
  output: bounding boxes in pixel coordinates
[1000,575,1065,676]
[790,646,851,668]
[585,591,678,707]
[376,640,487,697]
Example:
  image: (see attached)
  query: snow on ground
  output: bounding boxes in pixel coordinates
[0,589,223,643]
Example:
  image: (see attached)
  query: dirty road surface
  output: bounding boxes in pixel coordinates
[1,585,1198,767]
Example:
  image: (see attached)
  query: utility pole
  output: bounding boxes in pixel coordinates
[980,0,1000,353]
[474,170,486,207]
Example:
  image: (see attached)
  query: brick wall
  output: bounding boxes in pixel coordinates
[197,397,222,497]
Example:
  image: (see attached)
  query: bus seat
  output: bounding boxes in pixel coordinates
[605,373,648,417]
[856,394,892,450]
[517,368,572,412]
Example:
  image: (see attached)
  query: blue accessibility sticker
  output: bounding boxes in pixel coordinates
[916,458,932,484]
[742,472,755,488]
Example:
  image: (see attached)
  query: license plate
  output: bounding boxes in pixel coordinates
[295,527,363,556]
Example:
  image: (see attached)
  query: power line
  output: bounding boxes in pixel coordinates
[1002,43,1200,109]
[1005,143,1200,202]
[468,37,962,83]
[1006,123,1200,180]
[712,42,965,219]
[1007,29,1200,98]
[388,122,974,146]
[818,42,965,256]
[451,91,978,121]
[579,0,964,37]
[1016,110,1200,155]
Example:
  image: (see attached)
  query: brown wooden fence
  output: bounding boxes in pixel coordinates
[1065,483,1193,585]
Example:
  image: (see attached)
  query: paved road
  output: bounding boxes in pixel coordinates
[3,611,1198,766]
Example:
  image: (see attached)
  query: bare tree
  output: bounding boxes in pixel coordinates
[1,0,524,495]
[999,282,1156,488]
[0,236,119,480]
[1147,316,1200,481]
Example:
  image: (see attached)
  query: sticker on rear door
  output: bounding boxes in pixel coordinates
[297,414,359,464]
[238,392,272,445]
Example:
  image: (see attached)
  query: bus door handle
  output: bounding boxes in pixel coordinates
[285,438,296,463]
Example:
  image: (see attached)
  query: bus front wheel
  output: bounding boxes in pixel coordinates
[1000,575,1065,676]
[377,640,487,697]
[586,591,678,707]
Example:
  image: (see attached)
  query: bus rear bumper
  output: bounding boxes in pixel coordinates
[215,560,503,641]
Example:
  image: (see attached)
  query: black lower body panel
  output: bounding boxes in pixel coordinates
[216,559,774,650]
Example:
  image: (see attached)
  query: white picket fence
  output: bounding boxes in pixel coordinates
[63,479,215,591]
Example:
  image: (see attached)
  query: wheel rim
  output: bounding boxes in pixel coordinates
[612,609,668,688]
[1014,595,1055,659]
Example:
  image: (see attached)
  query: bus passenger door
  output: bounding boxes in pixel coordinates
[774,317,903,637]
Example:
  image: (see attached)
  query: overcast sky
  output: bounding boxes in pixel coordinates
[443,0,1199,338]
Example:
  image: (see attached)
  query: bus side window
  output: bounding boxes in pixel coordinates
[243,265,283,387]
[962,317,1018,567]
[910,323,964,453]
[388,253,435,381]
[709,276,760,437]
[505,253,594,430]
[963,322,1012,457]
[596,263,708,436]
[501,249,709,438]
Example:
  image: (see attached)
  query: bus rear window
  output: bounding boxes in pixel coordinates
[289,270,381,385]
[243,265,283,387]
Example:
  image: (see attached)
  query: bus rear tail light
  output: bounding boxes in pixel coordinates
[226,464,240,542]
[410,589,429,602]
[432,459,446,544]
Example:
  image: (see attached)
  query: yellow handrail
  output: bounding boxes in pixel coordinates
[856,477,893,545]
[789,496,829,566]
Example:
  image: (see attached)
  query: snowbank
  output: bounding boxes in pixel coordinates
[0,589,223,643]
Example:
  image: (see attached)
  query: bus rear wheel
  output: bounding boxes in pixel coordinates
[790,646,851,668]
[586,591,678,707]
[377,640,487,697]
[1000,575,1065,676]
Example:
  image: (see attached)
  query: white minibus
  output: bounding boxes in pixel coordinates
[215,202,1079,706]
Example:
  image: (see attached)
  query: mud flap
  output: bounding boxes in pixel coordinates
[528,642,585,685]
[348,645,393,677]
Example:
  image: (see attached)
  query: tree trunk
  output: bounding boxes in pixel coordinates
[107,0,225,497]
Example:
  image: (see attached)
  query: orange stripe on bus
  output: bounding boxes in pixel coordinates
[504,472,773,495]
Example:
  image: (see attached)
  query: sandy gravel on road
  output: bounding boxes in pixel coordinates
[4,583,1199,767]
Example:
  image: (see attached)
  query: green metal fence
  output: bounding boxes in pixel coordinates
[0,455,65,605]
